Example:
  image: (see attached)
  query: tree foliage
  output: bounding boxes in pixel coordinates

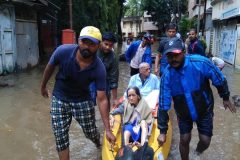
[124,0,144,17]
[51,0,125,43]
[123,0,144,35]
[178,15,197,40]
[141,0,188,33]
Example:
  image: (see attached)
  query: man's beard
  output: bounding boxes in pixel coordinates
[80,48,95,59]
[170,58,185,69]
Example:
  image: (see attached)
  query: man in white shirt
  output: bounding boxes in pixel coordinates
[208,53,225,70]
[125,34,152,76]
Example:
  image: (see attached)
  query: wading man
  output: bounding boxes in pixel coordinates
[157,38,236,160]
[40,26,116,160]
[154,23,177,76]
[188,28,206,57]
[90,32,119,107]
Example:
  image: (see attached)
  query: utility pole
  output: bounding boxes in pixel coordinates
[69,0,73,29]
[177,0,180,28]
[197,0,201,37]
[202,0,207,36]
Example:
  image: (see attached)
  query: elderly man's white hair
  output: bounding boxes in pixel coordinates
[139,62,150,69]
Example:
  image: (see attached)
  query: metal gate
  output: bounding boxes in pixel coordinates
[15,20,39,69]
[0,6,15,74]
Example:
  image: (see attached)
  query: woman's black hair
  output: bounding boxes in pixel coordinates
[126,86,141,99]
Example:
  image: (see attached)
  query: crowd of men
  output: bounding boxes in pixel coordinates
[40,24,236,160]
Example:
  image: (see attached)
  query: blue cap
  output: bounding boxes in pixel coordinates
[163,37,185,55]
[143,33,151,41]
[102,32,117,43]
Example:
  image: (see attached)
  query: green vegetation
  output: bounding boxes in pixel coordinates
[52,0,125,43]
[178,16,197,40]
[51,0,190,42]
[124,0,144,17]
[141,0,188,33]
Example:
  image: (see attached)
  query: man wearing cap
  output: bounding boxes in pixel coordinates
[154,23,177,76]
[125,33,152,76]
[157,38,236,159]
[90,32,119,107]
[40,26,116,160]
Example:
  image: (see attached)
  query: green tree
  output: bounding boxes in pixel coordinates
[142,0,188,33]
[51,0,125,43]
[124,0,143,17]
[123,0,144,35]
[178,16,197,40]
[117,0,126,44]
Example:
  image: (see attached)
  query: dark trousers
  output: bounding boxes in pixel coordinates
[130,67,139,76]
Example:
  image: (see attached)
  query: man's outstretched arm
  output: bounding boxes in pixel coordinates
[97,91,116,144]
[41,64,55,98]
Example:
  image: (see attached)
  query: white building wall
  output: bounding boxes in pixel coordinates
[212,0,240,20]
[211,0,240,67]
[236,24,240,69]
[206,0,212,10]
[192,5,205,17]
[212,2,222,20]
[121,12,158,38]
[142,21,158,31]
[188,0,205,18]
[188,0,195,18]
[121,19,141,38]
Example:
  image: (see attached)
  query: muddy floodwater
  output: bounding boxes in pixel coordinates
[0,43,240,160]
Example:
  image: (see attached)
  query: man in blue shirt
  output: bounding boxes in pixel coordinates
[40,26,116,160]
[188,28,206,56]
[128,62,159,97]
[157,38,236,160]
[125,33,152,76]
[154,23,177,77]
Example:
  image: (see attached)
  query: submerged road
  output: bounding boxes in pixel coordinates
[0,41,240,159]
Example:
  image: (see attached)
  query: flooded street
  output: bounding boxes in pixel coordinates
[0,43,240,160]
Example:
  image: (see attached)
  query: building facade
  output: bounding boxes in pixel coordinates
[121,12,158,40]
[0,0,58,75]
[188,0,205,19]
[142,12,158,35]
[121,16,142,40]
[0,5,16,74]
[211,0,240,68]
[188,0,213,53]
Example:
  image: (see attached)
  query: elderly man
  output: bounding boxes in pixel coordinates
[128,62,159,97]
[157,38,236,160]
[40,26,116,160]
